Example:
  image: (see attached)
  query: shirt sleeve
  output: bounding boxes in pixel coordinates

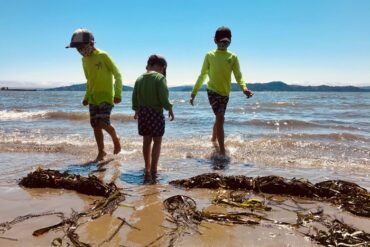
[158,77,172,111]
[191,54,209,96]
[132,80,138,111]
[233,55,247,91]
[104,53,123,99]
[82,60,90,101]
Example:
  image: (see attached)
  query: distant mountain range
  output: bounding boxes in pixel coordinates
[44,81,370,92]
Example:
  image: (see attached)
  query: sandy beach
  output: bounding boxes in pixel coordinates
[1,159,369,246]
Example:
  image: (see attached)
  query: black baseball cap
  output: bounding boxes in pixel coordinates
[66,28,94,48]
[215,26,232,42]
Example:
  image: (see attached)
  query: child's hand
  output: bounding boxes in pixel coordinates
[114,97,121,104]
[168,109,174,121]
[82,99,88,106]
[243,89,254,98]
[134,111,138,120]
[189,94,196,106]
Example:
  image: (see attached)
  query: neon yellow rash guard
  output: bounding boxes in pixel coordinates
[82,49,122,105]
[191,49,247,97]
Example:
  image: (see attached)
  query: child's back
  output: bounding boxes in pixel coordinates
[132,54,174,182]
[195,49,244,97]
[133,72,171,113]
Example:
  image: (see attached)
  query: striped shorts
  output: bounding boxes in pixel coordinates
[89,102,113,128]
[207,90,229,115]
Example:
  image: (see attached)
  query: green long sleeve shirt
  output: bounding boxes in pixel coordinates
[132,72,172,113]
[191,49,247,96]
[82,49,122,105]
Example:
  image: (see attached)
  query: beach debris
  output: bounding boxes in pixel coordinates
[160,194,370,246]
[213,190,272,211]
[2,168,132,246]
[151,194,289,246]
[0,236,18,241]
[0,211,64,233]
[98,217,140,247]
[170,173,370,217]
[297,209,370,246]
[19,167,117,197]
[51,238,62,246]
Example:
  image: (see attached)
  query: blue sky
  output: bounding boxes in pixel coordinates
[0,0,369,88]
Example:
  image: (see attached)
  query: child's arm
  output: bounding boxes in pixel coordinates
[132,81,138,113]
[158,77,174,121]
[233,56,253,98]
[82,61,89,106]
[190,54,209,105]
[104,54,122,103]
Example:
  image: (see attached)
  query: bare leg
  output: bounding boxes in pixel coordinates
[93,126,106,161]
[143,135,153,174]
[215,113,225,155]
[151,137,162,174]
[100,122,121,154]
[211,122,217,142]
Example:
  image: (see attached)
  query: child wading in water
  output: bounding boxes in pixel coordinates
[190,26,253,156]
[66,28,122,162]
[132,55,174,181]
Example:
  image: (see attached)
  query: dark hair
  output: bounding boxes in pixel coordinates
[215,26,232,42]
[147,54,167,77]
[147,54,167,67]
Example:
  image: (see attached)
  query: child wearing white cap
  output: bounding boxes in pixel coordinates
[66,28,122,162]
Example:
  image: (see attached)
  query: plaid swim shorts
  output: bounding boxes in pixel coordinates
[137,107,165,137]
[207,89,229,115]
[89,102,113,128]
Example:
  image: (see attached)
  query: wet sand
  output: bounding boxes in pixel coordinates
[1,177,369,247]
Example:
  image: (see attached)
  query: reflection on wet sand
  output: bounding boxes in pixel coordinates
[126,185,165,246]
[81,214,122,246]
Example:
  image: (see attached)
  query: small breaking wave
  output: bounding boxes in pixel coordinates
[1,132,369,173]
[287,132,370,142]
[226,118,361,131]
[246,119,319,128]
[0,110,134,122]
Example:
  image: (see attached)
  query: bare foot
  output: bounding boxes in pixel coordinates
[94,150,107,162]
[143,171,152,184]
[113,137,121,155]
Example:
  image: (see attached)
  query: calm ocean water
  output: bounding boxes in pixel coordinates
[1,91,369,188]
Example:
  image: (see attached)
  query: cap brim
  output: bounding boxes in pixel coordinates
[219,37,231,42]
[65,42,89,49]
[65,43,77,49]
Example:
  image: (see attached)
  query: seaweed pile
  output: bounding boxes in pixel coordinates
[298,209,370,246]
[159,194,370,247]
[145,195,289,246]
[170,173,370,217]
[1,168,130,246]
[19,167,116,197]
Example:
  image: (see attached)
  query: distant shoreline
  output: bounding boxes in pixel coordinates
[2,81,370,92]
[44,81,370,92]
[1,87,37,91]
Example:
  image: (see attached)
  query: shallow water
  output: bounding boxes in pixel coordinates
[1,90,370,246]
[0,91,369,188]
